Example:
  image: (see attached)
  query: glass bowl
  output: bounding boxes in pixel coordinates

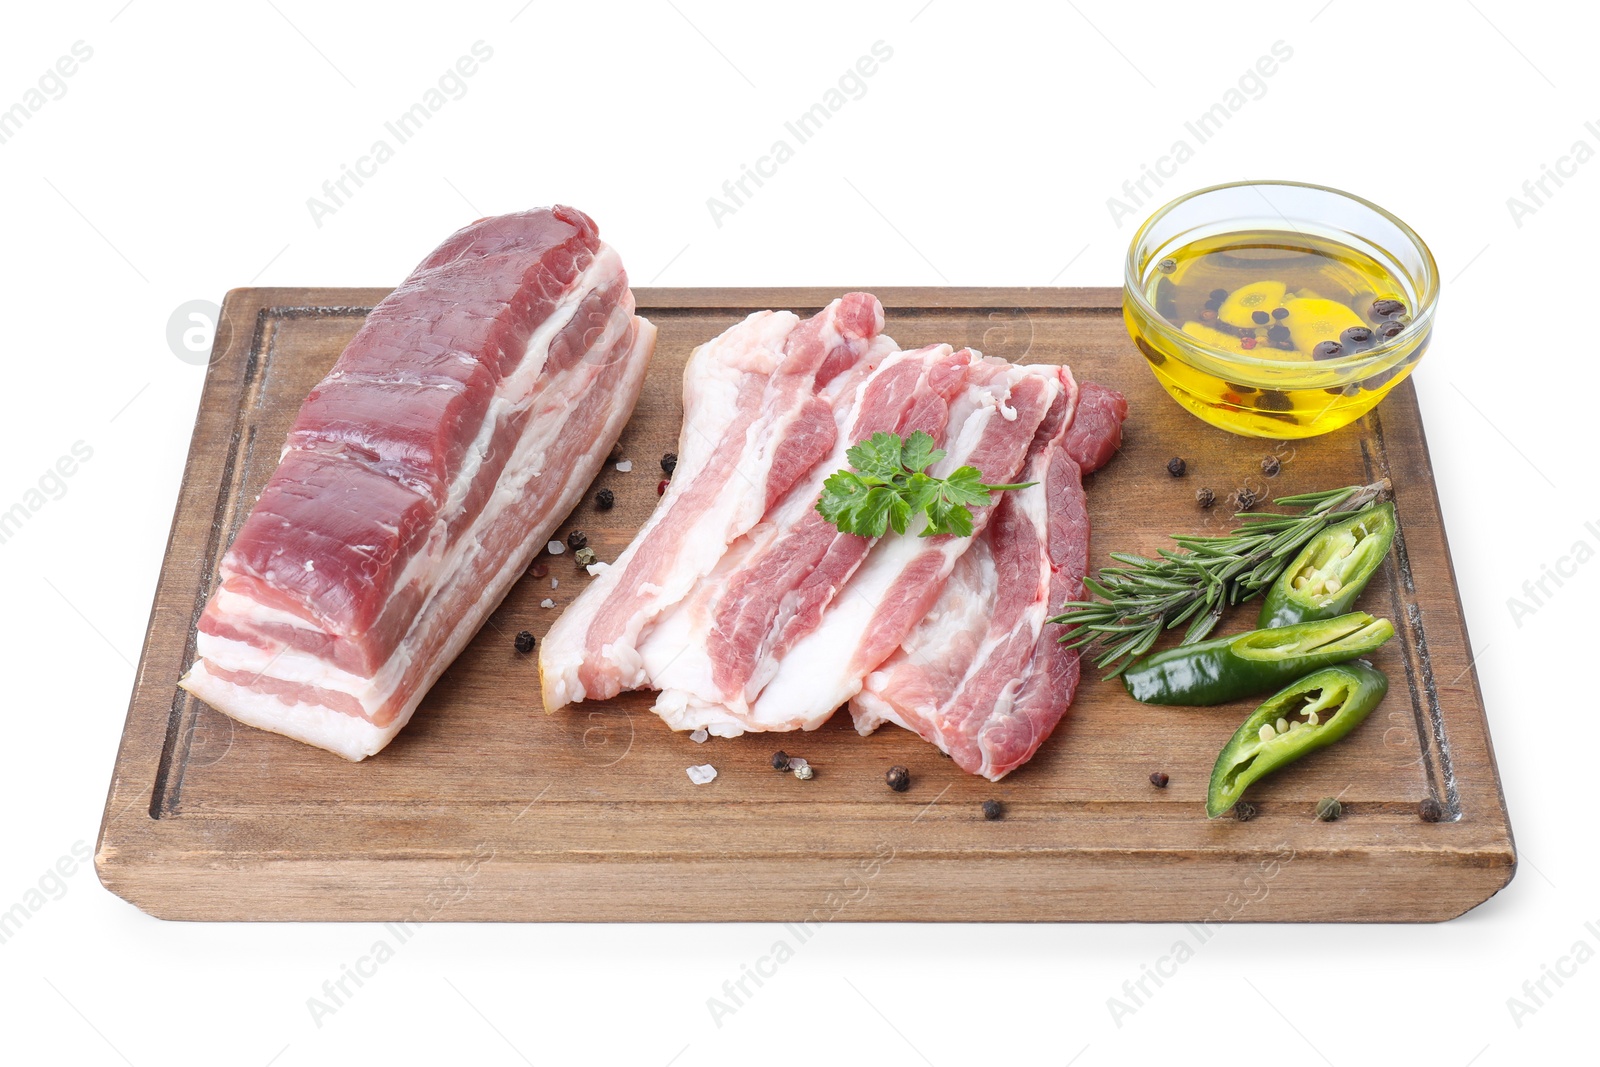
[1123,180,1438,439]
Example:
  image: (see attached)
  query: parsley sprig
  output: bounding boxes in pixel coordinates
[815,431,1033,538]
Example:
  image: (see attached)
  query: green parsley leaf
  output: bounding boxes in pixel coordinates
[844,432,908,483]
[815,432,1035,539]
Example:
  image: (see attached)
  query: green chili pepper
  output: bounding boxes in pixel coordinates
[1121,611,1394,706]
[1258,503,1397,629]
[1207,662,1388,817]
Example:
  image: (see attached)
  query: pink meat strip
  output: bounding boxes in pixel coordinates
[181,208,657,760]
[850,380,1127,779]
[640,344,972,732]
[540,294,887,712]
[739,359,1061,731]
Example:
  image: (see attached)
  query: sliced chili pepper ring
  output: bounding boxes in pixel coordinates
[1121,611,1396,706]
[1207,662,1389,817]
[1258,503,1397,628]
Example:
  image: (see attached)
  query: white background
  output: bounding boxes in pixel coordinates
[2,1,1595,1064]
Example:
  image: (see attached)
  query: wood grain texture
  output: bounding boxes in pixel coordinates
[94,287,1515,922]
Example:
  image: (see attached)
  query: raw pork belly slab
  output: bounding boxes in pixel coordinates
[851,380,1127,779]
[539,294,888,712]
[181,207,657,760]
[544,289,1126,778]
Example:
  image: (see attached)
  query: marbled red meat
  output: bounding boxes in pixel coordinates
[181,208,656,759]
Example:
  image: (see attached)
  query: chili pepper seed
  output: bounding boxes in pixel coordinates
[885,766,911,792]
[981,799,1005,821]
[514,630,536,654]
[1149,771,1169,788]
[1315,797,1343,822]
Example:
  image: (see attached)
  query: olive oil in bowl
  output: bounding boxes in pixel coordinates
[1123,183,1438,438]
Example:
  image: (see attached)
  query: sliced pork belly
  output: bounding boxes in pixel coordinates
[642,343,972,734]
[850,380,1127,779]
[539,294,888,713]
[181,208,656,760]
[739,359,1062,732]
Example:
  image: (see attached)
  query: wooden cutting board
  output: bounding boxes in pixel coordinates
[95,287,1514,922]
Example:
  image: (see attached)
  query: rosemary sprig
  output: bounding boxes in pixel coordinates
[1051,479,1392,678]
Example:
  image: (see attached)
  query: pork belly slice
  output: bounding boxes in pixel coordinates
[642,343,972,733]
[736,359,1063,732]
[181,208,657,760]
[539,293,888,713]
[850,380,1127,779]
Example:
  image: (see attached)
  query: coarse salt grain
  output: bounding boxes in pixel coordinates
[690,728,709,744]
[686,764,717,785]
[615,460,633,472]
[547,541,565,555]
[540,598,555,608]
[550,578,558,589]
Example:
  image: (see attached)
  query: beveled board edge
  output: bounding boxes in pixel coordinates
[95,287,1515,923]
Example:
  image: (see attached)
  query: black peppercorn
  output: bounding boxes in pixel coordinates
[771,750,791,771]
[514,630,536,654]
[1312,340,1344,360]
[661,452,678,475]
[1149,771,1169,788]
[595,488,615,510]
[566,530,588,551]
[1251,310,1270,325]
[1418,797,1444,822]
[885,766,911,792]
[1195,486,1216,509]
[1315,797,1342,822]
[1267,324,1291,343]
[981,799,1005,821]
[1255,390,1294,411]
[1371,298,1406,320]
[1234,801,1258,822]
[1233,486,1259,511]
[1261,454,1281,477]
[1166,456,1187,477]
[1210,289,1228,302]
